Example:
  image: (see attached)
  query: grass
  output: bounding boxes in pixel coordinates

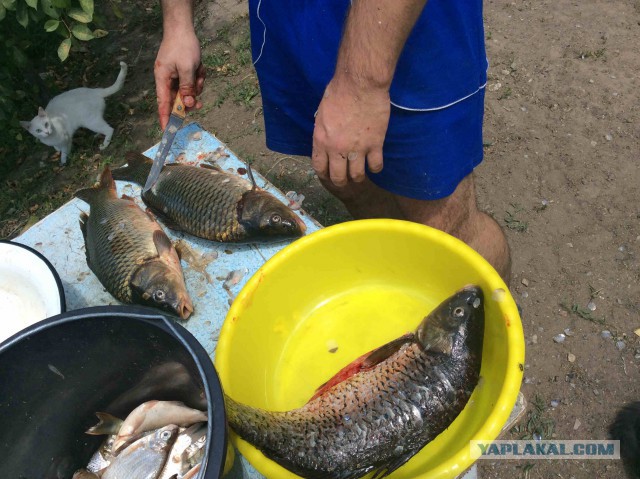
[560,301,606,324]
[498,86,513,100]
[504,203,529,232]
[145,125,163,141]
[578,48,606,60]
[232,78,260,108]
[511,393,555,440]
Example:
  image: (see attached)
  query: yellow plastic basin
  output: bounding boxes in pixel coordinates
[215,219,524,479]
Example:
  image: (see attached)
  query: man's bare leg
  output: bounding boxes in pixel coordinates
[318,177,404,219]
[393,174,511,284]
[320,173,511,284]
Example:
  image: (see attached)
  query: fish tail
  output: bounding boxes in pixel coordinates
[224,394,282,445]
[111,151,153,185]
[75,168,117,204]
[85,412,123,435]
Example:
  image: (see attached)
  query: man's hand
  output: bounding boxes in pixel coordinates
[311,0,427,187]
[312,77,389,187]
[155,0,205,130]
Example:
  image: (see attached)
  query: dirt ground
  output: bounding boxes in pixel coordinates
[2,0,639,478]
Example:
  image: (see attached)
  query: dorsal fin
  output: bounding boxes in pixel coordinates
[200,162,223,172]
[74,167,117,204]
[246,162,258,190]
[100,167,116,190]
[308,333,414,402]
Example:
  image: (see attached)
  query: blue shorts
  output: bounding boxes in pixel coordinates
[262,90,485,201]
[249,0,487,201]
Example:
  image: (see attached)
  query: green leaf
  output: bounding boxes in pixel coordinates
[68,7,91,22]
[12,45,28,66]
[40,0,59,18]
[0,4,5,21]
[57,37,71,61]
[71,23,93,40]
[93,28,108,38]
[16,0,28,27]
[25,0,38,9]
[78,0,92,16]
[110,1,122,19]
[44,18,58,31]
[1,0,16,11]
[50,0,69,7]
[28,7,40,20]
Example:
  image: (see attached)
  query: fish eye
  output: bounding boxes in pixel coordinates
[453,306,466,318]
[160,430,171,440]
[153,289,166,302]
[270,214,282,224]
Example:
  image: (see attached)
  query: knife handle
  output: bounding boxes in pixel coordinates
[172,92,187,119]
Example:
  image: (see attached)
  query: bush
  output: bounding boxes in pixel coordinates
[0,0,121,177]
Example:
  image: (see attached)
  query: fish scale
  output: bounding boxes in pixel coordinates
[225,287,485,479]
[83,187,166,301]
[75,167,193,319]
[112,152,306,242]
[147,165,250,240]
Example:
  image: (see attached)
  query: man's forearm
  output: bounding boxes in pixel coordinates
[335,0,428,90]
[161,0,196,37]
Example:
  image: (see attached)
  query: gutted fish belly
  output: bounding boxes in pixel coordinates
[112,151,306,242]
[226,286,485,479]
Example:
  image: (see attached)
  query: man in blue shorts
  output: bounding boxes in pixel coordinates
[154,0,511,283]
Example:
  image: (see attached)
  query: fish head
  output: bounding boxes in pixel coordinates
[148,424,180,454]
[239,191,307,239]
[131,260,194,319]
[416,286,484,356]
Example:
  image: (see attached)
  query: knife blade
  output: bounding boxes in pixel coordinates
[143,93,187,193]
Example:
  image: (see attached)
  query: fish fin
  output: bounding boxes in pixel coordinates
[370,449,421,479]
[246,162,258,190]
[152,229,174,258]
[99,167,116,191]
[74,168,117,204]
[79,212,92,268]
[308,333,415,402]
[361,333,415,368]
[85,412,123,435]
[79,212,88,242]
[111,151,153,185]
[200,162,223,172]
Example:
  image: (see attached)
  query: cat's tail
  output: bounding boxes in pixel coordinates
[609,401,640,479]
[101,61,128,97]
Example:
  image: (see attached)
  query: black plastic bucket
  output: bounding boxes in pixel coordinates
[0,306,227,479]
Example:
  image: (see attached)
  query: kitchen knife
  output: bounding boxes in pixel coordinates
[143,93,187,193]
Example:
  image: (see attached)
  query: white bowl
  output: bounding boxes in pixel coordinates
[0,241,65,343]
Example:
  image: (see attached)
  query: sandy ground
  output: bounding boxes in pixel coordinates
[3,0,639,478]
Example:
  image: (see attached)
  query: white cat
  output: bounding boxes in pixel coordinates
[20,61,128,165]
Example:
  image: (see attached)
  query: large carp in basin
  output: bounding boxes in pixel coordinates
[225,286,485,479]
[75,167,194,319]
[111,152,307,242]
